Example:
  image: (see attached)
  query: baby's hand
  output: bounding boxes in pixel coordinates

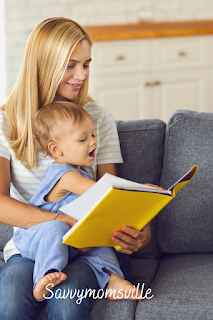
[77,247,93,253]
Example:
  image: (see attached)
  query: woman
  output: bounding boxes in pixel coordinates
[0,17,151,319]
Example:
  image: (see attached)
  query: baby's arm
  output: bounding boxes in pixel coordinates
[58,171,95,253]
[59,171,96,195]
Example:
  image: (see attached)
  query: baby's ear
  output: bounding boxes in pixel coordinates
[48,141,63,157]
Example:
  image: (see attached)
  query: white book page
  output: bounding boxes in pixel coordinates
[59,179,111,220]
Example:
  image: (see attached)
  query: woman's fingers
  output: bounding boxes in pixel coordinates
[111,223,151,254]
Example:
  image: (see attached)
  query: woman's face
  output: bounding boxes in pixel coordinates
[55,40,91,101]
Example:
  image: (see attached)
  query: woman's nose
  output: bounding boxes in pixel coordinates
[73,66,86,81]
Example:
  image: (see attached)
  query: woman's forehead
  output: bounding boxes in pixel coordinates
[69,40,91,60]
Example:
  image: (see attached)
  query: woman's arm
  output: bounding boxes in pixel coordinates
[0,157,76,228]
[97,163,117,180]
[97,163,151,254]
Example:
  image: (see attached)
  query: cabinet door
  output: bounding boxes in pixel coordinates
[90,39,150,75]
[89,74,152,121]
[150,69,212,122]
[152,36,209,70]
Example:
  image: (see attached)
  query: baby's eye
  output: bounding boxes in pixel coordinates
[80,138,86,142]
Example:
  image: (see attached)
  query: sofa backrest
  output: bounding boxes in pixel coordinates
[158,110,213,254]
[116,119,166,258]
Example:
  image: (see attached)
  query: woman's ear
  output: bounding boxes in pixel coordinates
[48,141,63,158]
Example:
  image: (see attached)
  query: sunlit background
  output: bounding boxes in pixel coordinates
[0,0,5,105]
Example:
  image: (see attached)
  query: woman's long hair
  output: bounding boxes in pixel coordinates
[1,17,93,169]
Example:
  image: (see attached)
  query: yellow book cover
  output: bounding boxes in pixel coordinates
[61,165,198,249]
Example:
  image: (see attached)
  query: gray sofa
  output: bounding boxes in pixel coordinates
[1,109,213,319]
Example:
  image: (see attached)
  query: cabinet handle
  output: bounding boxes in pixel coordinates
[145,81,161,86]
[145,81,153,87]
[179,51,187,56]
[117,55,125,61]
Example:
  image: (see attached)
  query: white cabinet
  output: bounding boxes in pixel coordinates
[89,36,213,122]
[144,69,211,120]
[89,73,152,120]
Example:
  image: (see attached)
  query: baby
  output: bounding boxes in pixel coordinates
[13,101,141,301]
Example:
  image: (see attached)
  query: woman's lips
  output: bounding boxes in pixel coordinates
[66,83,82,90]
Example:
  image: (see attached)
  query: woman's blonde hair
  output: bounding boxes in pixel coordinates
[1,17,93,168]
[33,101,89,158]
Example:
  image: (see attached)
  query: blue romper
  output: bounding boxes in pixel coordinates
[13,163,123,295]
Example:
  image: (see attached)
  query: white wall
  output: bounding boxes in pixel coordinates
[4,0,213,96]
[0,0,5,105]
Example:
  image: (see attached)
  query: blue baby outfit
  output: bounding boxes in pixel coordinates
[29,163,90,213]
[13,163,123,299]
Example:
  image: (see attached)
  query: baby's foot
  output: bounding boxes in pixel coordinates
[106,273,142,300]
[33,272,67,300]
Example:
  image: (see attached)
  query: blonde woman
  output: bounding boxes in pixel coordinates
[0,17,151,319]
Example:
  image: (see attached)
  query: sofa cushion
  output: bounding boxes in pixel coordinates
[131,258,161,290]
[135,253,213,320]
[89,299,137,320]
[0,223,13,251]
[0,251,5,272]
[116,119,166,259]
[116,119,165,186]
[0,224,13,272]
[157,110,213,253]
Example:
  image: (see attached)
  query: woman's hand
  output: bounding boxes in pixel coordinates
[111,222,151,254]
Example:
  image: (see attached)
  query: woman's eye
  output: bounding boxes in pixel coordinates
[83,64,90,69]
[67,65,74,68]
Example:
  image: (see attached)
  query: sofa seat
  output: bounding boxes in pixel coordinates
[135,253,213,320]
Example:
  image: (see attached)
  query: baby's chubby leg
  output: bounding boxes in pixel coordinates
[14,220,72,300]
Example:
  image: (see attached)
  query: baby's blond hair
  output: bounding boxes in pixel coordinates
[33,101,89,157]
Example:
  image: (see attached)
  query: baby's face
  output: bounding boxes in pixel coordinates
[57,115,97,168]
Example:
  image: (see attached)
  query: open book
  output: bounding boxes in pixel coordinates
[61,165,198,249]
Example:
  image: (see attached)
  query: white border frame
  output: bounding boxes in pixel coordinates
[0,0,6,105]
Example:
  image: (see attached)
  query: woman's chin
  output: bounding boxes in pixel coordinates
[54,92,79,102]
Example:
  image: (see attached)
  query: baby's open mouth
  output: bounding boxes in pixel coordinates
[88,149,96,159]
